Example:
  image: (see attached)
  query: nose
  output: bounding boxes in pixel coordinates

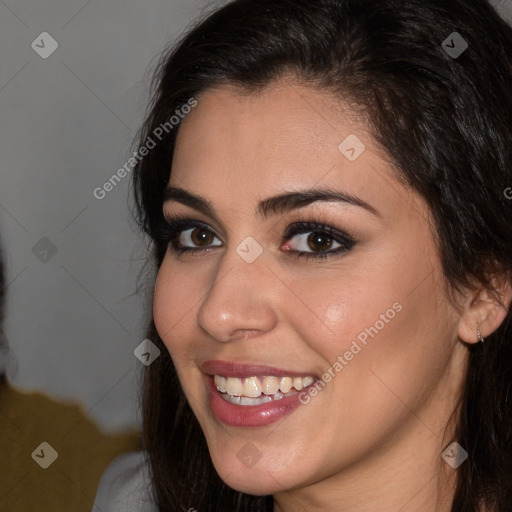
[196,244,278,343]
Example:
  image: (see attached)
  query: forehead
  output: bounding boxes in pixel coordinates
[168,79,418,223]
[173,79,368,172]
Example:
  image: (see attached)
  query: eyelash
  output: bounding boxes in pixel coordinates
[157,213,357,261]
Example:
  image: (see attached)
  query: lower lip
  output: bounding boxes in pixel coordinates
[206,375,313,427]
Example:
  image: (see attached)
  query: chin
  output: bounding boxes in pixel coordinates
[213,462,291,496]
[206,444,314,496]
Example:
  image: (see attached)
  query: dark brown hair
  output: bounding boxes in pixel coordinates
[132,0,512,510]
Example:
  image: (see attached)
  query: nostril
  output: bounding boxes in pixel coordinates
[230,330,259,342]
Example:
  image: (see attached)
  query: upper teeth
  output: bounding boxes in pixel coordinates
[214,375,314,397]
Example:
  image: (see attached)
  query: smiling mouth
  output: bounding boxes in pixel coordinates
[214,374,315,406]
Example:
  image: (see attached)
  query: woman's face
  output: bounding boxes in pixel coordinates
[153,79,465,500]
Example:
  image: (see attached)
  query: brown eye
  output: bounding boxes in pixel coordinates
[307,232,334,252]
[285,231,341,254]
[281,221,356,261]
[177,226,222,250]
[189,228,215,246]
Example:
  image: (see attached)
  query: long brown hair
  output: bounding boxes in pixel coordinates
[132,0,512,510]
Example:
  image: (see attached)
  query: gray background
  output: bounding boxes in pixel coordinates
[0,0,511,433]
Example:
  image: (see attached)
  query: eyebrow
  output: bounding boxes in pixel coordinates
[163,186,380,221]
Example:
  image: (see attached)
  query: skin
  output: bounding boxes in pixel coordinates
[152,76,511,512]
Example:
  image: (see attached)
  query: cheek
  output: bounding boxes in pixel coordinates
[285,249,450,396]
[152,262,205,401]
[280,265,402,364]
[152,264,173,344]
[152,260,198,355]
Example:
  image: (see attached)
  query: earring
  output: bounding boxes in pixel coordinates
[477,328,485,343]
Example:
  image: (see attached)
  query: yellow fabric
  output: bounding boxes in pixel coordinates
[0,381,141,512]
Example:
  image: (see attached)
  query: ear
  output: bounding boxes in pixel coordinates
[458,274,512,344]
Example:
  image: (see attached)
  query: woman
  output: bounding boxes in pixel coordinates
[93,0,512,510]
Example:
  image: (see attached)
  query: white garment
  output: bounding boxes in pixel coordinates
[92,451,159,512]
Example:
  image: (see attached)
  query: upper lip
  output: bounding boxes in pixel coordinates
[201,359,317,379]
